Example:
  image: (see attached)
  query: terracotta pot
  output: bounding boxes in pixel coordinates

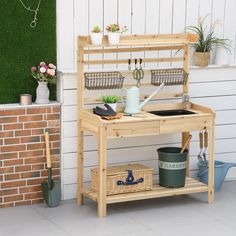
[194,52,210,67]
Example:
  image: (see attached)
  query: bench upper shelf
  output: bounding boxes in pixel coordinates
[78,33,198,47]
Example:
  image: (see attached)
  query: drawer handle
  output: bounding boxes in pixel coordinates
[117,170,144,186]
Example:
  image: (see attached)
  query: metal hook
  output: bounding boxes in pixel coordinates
[30,20,37,28]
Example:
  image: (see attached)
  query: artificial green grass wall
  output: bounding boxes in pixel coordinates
[0,0,56,104]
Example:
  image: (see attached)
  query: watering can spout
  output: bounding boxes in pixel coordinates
[139,83,165,109]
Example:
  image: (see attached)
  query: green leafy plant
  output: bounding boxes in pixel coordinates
[102,95,120,104]
[92,25,101,33]
[187,15,231,52]
[106,24,128,33]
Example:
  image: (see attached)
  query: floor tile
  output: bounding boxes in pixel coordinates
[0,206,44,226]
[0,220,70,236]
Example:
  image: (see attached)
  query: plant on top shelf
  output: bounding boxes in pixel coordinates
[187,15,231,66]
[106,23,128,45]
[91,25,103,45]
[102,95,120,112]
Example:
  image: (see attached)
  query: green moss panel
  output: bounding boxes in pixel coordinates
[0,0,56,104]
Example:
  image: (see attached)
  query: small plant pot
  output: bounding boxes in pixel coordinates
[108,32,120,45]
[41,180,61,207]
[194,52,210,67]
[107,103,117,112]
[91,32,103,45]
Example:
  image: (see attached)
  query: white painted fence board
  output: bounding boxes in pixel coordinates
[62,105,77,121]
[224,0,236,63]
[185,0,199,28]
[190,81,236,97]
[57,0,74,71]
[192,96,236,111]
[216,110,236,125]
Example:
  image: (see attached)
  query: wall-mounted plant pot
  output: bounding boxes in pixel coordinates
[108,33,120,45]
[194,52,210,67]
[91,32,103,45]
[41,180,61,207]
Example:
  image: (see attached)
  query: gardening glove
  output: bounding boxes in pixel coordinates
[93,104,117,117]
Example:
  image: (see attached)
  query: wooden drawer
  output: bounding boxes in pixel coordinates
[160,116,212,134]
[107,121,160,138]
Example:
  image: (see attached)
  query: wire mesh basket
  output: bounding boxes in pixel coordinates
[84,71,124,90]
[150,68,188,86]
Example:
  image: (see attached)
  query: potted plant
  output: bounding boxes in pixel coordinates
[91,25,103,45]
[106,23,128,45]
[187,15,230,66]
[31,62,56,104]
[102,95,120,112]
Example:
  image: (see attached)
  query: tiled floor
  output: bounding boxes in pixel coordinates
[1,181,236,236]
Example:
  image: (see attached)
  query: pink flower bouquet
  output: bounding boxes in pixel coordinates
[31,62,57,84]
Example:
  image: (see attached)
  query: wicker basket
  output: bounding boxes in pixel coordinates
[91,163,153,195]
[150,68,188,86]
[84,71,124,90]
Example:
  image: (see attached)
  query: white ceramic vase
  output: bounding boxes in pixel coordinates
[35,81,50,104]
[108,32,120,45]
[91,32,103,45]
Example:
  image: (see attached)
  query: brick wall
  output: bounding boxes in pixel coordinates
[0,104,60,207]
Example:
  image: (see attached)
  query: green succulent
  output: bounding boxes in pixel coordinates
[92,25,101,33]
[102,95,120,104]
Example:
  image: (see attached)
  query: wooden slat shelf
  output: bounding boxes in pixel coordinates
[78,33,198,47]
[83,177,208,204]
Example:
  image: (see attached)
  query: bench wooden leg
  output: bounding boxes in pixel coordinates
[98,127,107,217]
[77,121,84,206]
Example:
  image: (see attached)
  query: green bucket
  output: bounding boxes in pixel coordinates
[157,147,188,188]
[41,180,61,207]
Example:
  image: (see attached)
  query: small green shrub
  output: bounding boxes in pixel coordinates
[102,95,120,103]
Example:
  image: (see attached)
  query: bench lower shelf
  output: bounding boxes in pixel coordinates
[82,177,208,204]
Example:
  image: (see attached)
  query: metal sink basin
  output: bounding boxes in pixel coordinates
[149,109,196,116]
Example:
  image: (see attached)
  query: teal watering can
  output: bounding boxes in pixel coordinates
[198,160,236,191]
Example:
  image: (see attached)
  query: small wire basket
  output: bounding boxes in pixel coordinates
[150,68,188,86]
[84,71,124,90]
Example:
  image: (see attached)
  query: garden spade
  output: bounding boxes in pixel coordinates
[41,132,61,207]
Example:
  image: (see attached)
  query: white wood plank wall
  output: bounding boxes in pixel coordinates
[57,0,236,199]
[57,0,236,71]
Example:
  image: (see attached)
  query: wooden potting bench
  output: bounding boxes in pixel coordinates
[76,34,215,217]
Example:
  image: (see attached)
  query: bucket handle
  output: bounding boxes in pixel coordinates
[117,170,144,186]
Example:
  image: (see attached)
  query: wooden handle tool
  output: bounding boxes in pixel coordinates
[180,134,192,153]
[44,132,51,168]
